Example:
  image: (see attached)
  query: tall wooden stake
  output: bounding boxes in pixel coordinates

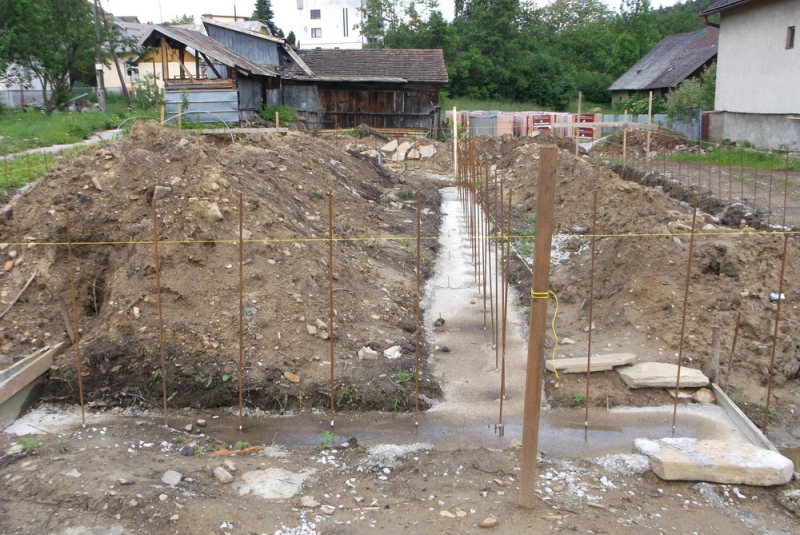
[519,145,558,509]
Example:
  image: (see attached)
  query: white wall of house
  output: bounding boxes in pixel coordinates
[274,0,364,49]
[715,0,799,115]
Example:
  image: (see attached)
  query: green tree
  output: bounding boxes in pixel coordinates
[252,0,281,36]
[164,14,195,26]
[0,0,95,113]
[666,62,716,120]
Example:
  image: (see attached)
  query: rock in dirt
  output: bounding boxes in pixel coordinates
[301,495,320,508]
[284,371,300,383]
[358,346,378,360]
[235,468,315,499]
[213,467,234,484]
[162,470,183,486]
[692,387,716,404]
[778,489,800,517]
[634,437,794,486]
[617,362,708,388]
[479,517,499,528]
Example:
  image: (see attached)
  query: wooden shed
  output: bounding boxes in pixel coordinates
[281,49,449,135]
[141,25,279,124]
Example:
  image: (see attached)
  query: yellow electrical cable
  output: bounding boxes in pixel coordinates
[531,289,560,379]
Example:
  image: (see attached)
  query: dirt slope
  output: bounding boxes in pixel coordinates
[470,135,800,447]
[0,122,446,412]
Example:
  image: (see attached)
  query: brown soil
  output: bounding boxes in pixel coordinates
[0,122,451,414]
[2,126,800,535]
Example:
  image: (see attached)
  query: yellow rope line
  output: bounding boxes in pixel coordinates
[1,230,797,248]
[531,290,560,379]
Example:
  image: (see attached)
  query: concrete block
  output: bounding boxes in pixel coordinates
[617,362,708,388]
[545,353,636,374]
[634,437,794,486]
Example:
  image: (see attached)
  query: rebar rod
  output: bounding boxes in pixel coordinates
[584,191,598,435]
[64,192,86,426]
[762,233,789,435]
[415,191,422,426]
[237,193,244,430]
[724,311,742,393]
[671,205,698,435]
[328,192,335,427]
[151,195,168,426]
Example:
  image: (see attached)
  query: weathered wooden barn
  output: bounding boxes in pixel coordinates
[281,49,449,133]
[141,25,279,123]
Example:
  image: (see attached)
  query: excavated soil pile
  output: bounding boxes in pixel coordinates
[471,135,800,446]
[0,122,446,412]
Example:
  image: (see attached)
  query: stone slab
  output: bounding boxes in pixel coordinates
[545,353,636,374]
[617,362,708,388]
[634,437,794,486]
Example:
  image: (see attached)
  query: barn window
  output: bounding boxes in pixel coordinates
[311,28,322,38]
[310,9,321,19]
[788,26,796,49]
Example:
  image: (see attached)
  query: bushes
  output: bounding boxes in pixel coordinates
[133,73,164,110]
[259,105,296,124]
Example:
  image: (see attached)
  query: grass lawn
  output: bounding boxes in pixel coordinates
[665,142,800,170]
[0,100,155,156]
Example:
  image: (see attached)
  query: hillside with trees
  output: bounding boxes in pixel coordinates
[360,0,717,108]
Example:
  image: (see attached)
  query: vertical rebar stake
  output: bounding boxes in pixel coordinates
[762,233,789,435]
[724,311,742,393]
[415,191,421,426]
[584,191,598,437]
[328,192,335,428]
[238,193,244,430]
[671,205,698,436]
[783,153,789,229]
[767,151,774,227]
[64,192,86,426]
[151,195,169,426]
[3,156,8,200]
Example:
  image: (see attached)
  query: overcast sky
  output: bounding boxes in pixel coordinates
[107,0,683,26]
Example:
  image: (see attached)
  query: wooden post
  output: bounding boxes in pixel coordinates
[177,102,182,129]
[275,111,280,129]
[519,145,558,509]
[623,110,628,163]
[453,107,458,175]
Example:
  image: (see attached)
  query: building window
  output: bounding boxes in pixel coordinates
[343,8,349,37]
[311,28,322,38]
[310,9,321,19]
[788,26,796,49]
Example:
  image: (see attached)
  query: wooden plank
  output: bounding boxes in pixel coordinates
[710,383,777,452]
[0,342,68,406]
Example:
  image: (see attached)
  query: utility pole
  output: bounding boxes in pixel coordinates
[93,0,106,112]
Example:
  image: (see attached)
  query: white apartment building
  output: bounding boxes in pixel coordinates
[273,0,364,49]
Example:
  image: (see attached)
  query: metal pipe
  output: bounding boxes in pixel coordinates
[671,205,698,435]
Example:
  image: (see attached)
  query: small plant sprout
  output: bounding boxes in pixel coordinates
[19,437,41,453]
[318,429,335,449]
[233,441,251,451]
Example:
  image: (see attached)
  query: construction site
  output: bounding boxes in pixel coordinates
[1,118,799,534]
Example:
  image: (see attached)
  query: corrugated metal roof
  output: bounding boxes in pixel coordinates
[702,0,760,14]
[609,27,719,92]
[286,49,448,84]
[141,26,277,78]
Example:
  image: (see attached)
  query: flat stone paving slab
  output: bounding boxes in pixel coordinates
[545,353,636,374]
[634,437,794,486]
[617,362,708,388]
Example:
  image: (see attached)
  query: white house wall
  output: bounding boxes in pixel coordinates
[273,0,364,49]
[715,0,799,114]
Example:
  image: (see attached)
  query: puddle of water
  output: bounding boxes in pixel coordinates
[779,447,800,470]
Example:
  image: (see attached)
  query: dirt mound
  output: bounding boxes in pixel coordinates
[476,134,799,444]
[0,122,445,412]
